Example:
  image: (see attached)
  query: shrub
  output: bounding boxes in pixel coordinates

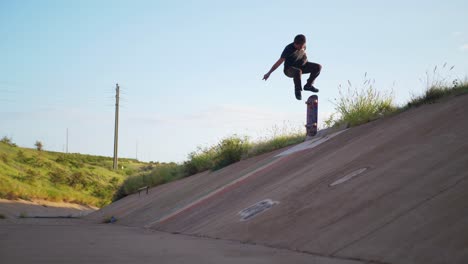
[0,153,8,163]
[23,169,40,183]
[48,168,68,185]
[114,163,185,200]
[109,177,119,186]
[16,150,27,163]
[68,172,87,189]
[0,136,16,147]
[0,214,6,219]
[184,147,216,175]
[92,188,111,199]
[35,141,43,151]
[4,191,18,200]
[331,74,396,127]
[212,136,250,170]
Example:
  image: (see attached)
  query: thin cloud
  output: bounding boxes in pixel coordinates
[452,31,462,37]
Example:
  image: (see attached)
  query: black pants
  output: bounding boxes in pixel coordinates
[284,62,322,91]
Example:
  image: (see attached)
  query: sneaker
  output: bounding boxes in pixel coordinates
[295,89,302,100]
[304,84,319,93]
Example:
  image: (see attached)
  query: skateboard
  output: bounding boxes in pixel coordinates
[305,95,318,137]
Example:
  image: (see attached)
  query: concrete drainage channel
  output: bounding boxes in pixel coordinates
[330,167,369,187]
[237,167,369,222]
[238,168,369,222]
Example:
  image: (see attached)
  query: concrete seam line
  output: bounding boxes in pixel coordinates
[330,175,468,257]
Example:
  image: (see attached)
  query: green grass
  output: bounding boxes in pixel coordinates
[114,162,186,200]
[116,126,306,200]
[245,131,305,158]
[325,69,468,129]
[327,74,397,127]
[405,79,468,109]
[0,142,149,207]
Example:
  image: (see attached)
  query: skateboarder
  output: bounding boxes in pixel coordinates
[263,34,322,100]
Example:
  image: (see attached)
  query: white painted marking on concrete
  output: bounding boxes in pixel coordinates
[238,199,279,221]
[329,167,368,187]
[275,129,348,157]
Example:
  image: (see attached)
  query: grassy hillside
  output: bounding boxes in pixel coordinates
[0,140,148,207]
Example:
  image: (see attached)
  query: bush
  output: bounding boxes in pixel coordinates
[48,168,68,185]
[16,150,27,163]
[21,169,41,183]
[0,214,6,219]
[115,163,185,200]
[330,74,396,127]
[3,191,18,200]
[0,153,8,163]
[93,188,111,199]
[68,172,87,189]
[0,136,17,147]
[184,147,216,175]
[212,136,250,170]
[35,141,43,151]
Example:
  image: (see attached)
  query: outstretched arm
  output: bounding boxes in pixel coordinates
[263,57,285,81]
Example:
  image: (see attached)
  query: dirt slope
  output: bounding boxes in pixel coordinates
[0,198,97,219]
[88,94,468,264]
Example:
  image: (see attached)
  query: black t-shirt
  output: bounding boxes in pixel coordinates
[281,43,307,68]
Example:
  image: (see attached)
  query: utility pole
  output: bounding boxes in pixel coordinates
[66,128,69,153]
[113,83,120,170]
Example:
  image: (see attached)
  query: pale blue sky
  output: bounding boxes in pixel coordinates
[1,0,467,162]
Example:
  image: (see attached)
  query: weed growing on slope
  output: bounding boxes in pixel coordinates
[328,73,396,127]
[406,64,468,108]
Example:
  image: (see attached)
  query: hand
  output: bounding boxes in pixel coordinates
[263,73,270,81]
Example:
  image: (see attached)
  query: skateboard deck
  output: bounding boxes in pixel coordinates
[305,95,318,137]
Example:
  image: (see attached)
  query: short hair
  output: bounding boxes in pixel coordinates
[294,34,306,45]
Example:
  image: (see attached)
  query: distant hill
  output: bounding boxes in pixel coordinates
[0,141,148,207]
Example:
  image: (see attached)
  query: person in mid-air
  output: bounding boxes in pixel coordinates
[263,34,322,100]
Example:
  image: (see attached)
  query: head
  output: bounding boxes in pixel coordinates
[293,34,306,49]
